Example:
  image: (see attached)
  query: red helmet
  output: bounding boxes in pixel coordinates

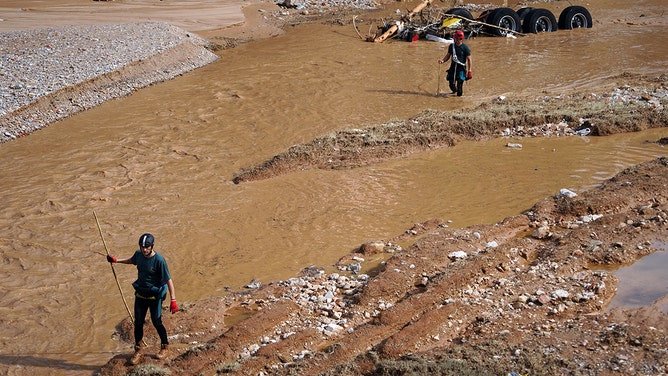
[454,30,465,40]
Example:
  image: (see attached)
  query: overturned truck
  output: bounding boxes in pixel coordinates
[356,1,593,43]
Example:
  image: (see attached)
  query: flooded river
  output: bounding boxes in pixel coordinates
[0,0,666,374]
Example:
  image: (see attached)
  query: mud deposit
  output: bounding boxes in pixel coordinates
[99,69,668,374]
[101,156,668,376]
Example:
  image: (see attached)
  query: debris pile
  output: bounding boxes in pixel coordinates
[354,1,593,43]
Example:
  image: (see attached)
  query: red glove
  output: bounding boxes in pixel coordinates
[106,255,117,263]
[466,71,473,79]
[170,300,179,314]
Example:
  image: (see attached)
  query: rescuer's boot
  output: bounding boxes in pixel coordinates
[129,344,143,365]
[156,344,169,360]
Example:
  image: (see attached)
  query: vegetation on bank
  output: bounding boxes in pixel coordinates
[234,73,667,183]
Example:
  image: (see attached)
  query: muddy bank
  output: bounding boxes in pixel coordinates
[233,73,668,183]
[98,75,668,376]
[100,155,668,375]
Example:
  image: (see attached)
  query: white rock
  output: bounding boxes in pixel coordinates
[532,225,551,239]
[324,323,343,334]
[558,188,577,198]
[581,214,603,223]
[448,251,468,260]
[552,289,570,299]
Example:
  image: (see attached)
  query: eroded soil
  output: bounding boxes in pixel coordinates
[98,76,668,375]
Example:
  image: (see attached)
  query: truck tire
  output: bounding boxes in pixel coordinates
[523,8,558,33]
[445,7,473,20]
[517,7,533,22]
[485,8,521,36]
[558,6,593,29]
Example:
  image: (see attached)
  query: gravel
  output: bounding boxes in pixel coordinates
[0,22,219,143]
[275,0,378,11]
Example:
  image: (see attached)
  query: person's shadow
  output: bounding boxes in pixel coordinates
[0,353,101,374]
[367,88,445,98]
[368,88,456,98]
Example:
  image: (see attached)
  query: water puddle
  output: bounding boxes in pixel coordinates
[224,305,257,328]
[606,242,668,312]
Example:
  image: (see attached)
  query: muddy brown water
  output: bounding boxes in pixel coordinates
[606,243,668,313]
[0,0,667,374]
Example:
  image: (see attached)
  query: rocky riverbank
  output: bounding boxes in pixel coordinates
[0,22,218,143]
[101,155,668,376]
[233,76,668,183]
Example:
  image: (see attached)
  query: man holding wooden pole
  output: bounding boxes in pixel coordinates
[106,233,178,365]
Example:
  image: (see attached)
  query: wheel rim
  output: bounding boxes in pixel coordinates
[570,13,588,28]
[535,16,552,32]
[499,16,517,35]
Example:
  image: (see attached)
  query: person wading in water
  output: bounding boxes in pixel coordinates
[438,29,473,96]
[106,233,178,364]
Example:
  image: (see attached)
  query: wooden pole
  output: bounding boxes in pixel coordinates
[373,23,399,43]
[437,63,441,96]
[93,210,146,346]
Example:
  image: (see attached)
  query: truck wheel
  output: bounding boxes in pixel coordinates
[516,7,533,22]
[485,8,521,36]
[445,7,473,20]
[558,6,593,29]
[523,8,558,33]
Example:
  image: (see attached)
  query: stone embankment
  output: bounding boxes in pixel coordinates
[0,22,218,143]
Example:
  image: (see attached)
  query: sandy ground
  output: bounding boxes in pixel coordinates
[0,0,248,34]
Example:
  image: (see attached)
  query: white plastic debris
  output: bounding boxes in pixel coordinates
[581,214,603,223]
[448,251,468,260]
[558,188,578,198]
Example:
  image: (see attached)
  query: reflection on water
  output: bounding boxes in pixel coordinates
[607,243,668,312]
